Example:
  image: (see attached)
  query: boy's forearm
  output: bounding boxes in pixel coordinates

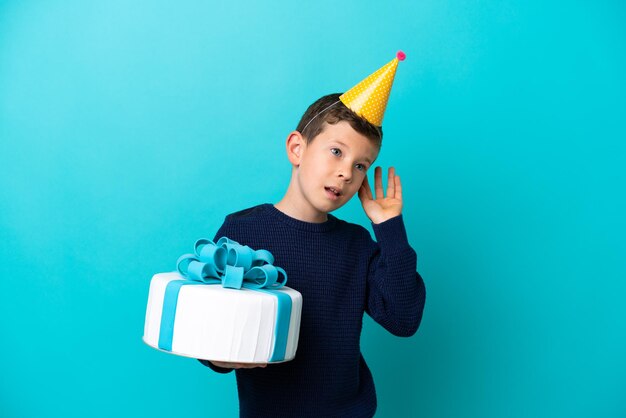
[371,214,411,253]
[368,214,426,336]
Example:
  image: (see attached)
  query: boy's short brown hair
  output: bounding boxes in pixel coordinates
[296,93,383,149]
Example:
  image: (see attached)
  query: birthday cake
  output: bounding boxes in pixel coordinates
[143,238,302,363]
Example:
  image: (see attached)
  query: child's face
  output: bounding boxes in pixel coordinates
[295,121,379,218]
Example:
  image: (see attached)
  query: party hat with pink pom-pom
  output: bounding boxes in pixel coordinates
[339,51,406,127]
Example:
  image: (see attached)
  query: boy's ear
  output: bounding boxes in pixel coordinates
[285,131,306,166]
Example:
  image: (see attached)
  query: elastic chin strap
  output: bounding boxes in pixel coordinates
[299,99,383,141]
[299,100,341,136]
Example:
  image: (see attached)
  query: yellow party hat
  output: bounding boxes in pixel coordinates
[339,51,405,127]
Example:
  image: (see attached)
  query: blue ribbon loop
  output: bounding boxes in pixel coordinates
[175,237,287,289]
[158,237,292,362]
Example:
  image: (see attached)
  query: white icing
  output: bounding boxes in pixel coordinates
[143,272,302,363]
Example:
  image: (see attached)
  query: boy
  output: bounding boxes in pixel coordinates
[199,55,426,417]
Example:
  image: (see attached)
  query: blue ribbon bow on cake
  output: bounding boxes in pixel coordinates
[176,237,288,290]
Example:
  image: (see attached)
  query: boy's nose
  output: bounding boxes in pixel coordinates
[338,170,352,183]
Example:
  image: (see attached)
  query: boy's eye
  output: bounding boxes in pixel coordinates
[330,148,342,156]
[355,163,366,171]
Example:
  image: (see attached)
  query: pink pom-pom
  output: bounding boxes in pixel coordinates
[396,51,406,61]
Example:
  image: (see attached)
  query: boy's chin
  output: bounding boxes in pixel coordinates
[322,199,351,213]
[313,193,355,215]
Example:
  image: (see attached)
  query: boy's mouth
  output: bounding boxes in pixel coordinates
[325,186,342,197]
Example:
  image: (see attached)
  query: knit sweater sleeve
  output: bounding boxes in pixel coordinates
[197,216,235,374]
[365,214,426,337]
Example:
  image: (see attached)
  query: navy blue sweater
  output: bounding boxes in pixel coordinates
[199,204,426,417]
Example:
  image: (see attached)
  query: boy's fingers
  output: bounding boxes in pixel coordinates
[360,175,373,200]
[374,167,383,199]
[358,184,366,201]
[243,363,267,368]
[211,361,236,369]
[395,175,402,201]
[386,167,395,198]
[210,361,267,369]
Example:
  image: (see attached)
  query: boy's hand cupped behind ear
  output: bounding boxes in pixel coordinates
[358,166,403,224]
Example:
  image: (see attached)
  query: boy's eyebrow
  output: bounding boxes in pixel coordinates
[332,140,373,164]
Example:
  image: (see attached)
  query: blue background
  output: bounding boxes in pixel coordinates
[1,1,625,417]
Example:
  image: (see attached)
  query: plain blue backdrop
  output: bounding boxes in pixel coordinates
[1,1,625,417]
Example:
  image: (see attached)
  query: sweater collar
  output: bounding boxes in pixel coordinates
[262,203,338,233]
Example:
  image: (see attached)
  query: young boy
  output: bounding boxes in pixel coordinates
[199,55,426,417]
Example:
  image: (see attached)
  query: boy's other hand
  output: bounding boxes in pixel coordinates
[358,166,403,224]
[210,361,268,369]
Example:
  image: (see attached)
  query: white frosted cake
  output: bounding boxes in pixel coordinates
[143,272,302,363]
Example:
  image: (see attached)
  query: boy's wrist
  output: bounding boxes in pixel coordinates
[372,214,411,252]
[371,211,402,224]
